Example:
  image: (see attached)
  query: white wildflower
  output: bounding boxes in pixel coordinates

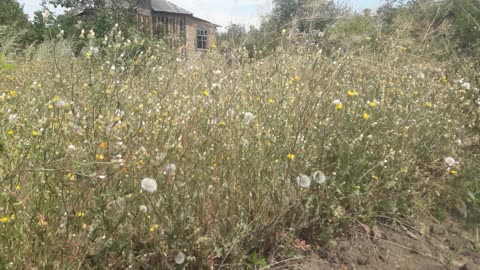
[42,11,50,20]
[312,171,327,185]
[175,251,186,264]
[164,164,176,175]
[67,144,77,154]
[8,114,17,123]
[156,152,167,162]
[461,82,471,90]
[444,157,456,167]
[243,112,255,125]
[56,99,67,108]
[296,174,311,188]
[332,99,341,106]
[139,205,148,213]
[141,178,157,193]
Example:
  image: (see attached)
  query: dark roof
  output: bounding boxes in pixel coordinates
[151,0,192,15]
[192,16,221,28]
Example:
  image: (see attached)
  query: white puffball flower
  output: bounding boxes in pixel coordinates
[175,251,186,264]
[141,178,157,193]
[296,174,311,188]
[332,99,342,106]
[243,112,255,125]
[164,164,176,175]
[444,157,456,167]
[312,171,327,185]
[461,82,471,90]
[56,99,67,108]
[67,144,77,154]
[8,114,17,123]
[139,205,148,213]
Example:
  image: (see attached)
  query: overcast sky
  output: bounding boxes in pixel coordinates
[17,0,384,28]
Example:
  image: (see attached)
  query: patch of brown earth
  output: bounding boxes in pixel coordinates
[285,216,480,270]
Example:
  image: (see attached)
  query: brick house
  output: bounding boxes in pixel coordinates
[136,0,219,52]
[74,0,219,52]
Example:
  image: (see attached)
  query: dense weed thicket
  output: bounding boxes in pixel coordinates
[0,24,479,268]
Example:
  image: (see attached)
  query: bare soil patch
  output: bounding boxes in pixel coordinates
[286,216,479,270]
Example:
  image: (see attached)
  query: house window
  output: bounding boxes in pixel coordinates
[196,29,208,50]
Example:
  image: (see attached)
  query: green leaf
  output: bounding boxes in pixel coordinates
[1,63,16,70]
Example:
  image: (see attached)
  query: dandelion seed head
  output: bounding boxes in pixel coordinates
[296,174,311,188]
[164,164,176,175]
[312,171,327,185]
[56,100,67,108]
[461,82,471,90]
[141,178,157,193]
[175,251,186,264]
[8,114,17,123]
[444,157,456,167]
[243,112,255,125]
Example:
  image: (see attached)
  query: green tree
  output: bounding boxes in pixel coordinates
[0,0,28,27]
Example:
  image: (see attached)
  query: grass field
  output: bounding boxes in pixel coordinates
[0,29,479,268]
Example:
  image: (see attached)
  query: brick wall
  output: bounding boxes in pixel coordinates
[185,17,217,52]
[135,9,217,54]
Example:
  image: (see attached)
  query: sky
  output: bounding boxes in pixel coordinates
[17,0,384,28]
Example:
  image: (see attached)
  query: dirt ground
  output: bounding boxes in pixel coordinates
[284,216,480,270]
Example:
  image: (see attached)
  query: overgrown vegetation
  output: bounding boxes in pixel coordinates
[0,0,479,268]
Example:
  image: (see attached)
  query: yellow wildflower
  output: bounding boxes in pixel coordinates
[31,130,39,137]
[77,212,85,217]
[7,130,13,135]
[96,154,105,161]
[15,185,21,191]
[336,103,343,110]
[0,217,8,223]
[281,29,287,35]
[362,113,370,120]
[369,101,377,107]
[450,170,457,175]
[425,102,433,108]
[347,90,358,97]
[203,90,209,97]
[99,142,108,149]
[9,90,17,97]
[150,224,159,232]
[220,121,226,126]
[287,153,295,160]
[85,51,92,59]
[268,98,274,104]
